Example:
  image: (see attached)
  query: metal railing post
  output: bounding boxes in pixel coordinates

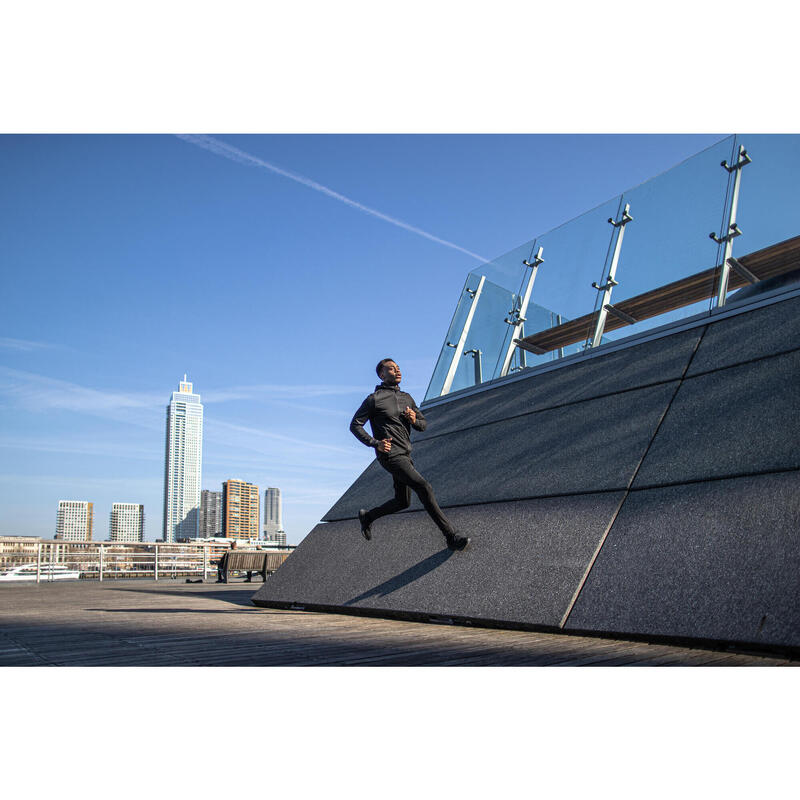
[154,544,159,581]
[441,276,486,396]
[203,544,208,581]
[99,544,103,582]
[463,349,483,385]
[502,246,544,377]
[36,542,41,584]
[711,144,751,308]
[591,202,633,348]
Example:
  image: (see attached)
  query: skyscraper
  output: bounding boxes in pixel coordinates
[222,479,259,540]
[56,501,94,541]
[199,490,223,538]
[162,376,203,542]
[110,503,145,543]
[263,487,285,544]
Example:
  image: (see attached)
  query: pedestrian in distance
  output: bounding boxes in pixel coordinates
[349,358,470,551]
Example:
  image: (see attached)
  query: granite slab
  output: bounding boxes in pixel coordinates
[686,293,800,377]
[255,492,626,629]
[324,381,678,521]
[416,328,701,441]
[565,470,800,649]
[633,348,800,488]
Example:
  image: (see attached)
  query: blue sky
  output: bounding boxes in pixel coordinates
[0,133,730,543]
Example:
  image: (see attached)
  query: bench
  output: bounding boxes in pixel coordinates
[218,551,270,583]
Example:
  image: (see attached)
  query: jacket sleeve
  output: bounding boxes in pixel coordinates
[409,396,427,432]
[350,395,377,448]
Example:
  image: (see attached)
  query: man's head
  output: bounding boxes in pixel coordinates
[376,358,401,386]
[231,539,238,549]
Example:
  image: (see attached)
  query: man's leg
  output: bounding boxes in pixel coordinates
[361,456,469,550]
[387,457,456,536]
[363,470,412,527]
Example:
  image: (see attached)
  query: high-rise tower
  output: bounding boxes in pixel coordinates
[199,490,223,538]
[162,376,203,542]
[222,479,260,540]
[263,487,284,543]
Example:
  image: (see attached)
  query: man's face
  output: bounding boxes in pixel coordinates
[381,361,402,385]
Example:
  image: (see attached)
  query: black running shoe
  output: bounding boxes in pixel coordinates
[446,532,470,551]
[358,509,372,541]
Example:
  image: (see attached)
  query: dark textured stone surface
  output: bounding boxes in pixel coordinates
[686,293,800,376]
[301,295,799,649]
[254,493,625,628]
[416,328,702,441]
[565,471,800,648]
[633,348,800,488]
[324,382,678,521]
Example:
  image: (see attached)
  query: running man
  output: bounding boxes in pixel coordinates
[349,358,470,551]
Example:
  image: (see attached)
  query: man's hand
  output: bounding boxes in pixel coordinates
[375,437,392,453]
[402,406,417,424]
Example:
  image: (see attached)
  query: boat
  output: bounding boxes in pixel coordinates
[0,563,81,581]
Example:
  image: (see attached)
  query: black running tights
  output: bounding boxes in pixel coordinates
[365,455,455,536]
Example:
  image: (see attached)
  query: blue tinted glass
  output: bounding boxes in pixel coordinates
[425,273,488,400]
[595,136,735,342]
[446,276,515,395]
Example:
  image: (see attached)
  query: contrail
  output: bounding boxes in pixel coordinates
[176,134,489,263]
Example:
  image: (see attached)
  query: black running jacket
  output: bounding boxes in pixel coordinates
[349,384,427,458]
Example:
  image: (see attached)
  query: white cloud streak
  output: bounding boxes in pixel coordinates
[0,337,56,352]
[176,134,490,263]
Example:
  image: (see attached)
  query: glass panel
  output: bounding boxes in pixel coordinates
[724,134,800,305]
[484,240,540,380]
[424,134,800,401]
[590,136,736,344]
[511,195,623,368]
[476,241,531,293]
[444,275,515,395]
[424,274,484,400]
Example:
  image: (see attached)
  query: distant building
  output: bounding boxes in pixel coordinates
[163,375,203,543]
[263,487,284,543]
[0,536,42,568]
[276,530,288,547]
[109,503,145,543]
[222,479,259,540]
[56,501,94,541]
[199,490,223,538]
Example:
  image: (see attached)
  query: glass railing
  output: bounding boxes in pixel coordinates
[424,134,800,401]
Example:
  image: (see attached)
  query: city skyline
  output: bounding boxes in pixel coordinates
[0,133,729,544]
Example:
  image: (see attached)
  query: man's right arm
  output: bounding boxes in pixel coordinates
[350,396,378,449]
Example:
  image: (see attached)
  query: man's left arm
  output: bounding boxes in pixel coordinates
[405,395,427,432]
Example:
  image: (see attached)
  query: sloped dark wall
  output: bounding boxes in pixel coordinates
[253,294,800,652]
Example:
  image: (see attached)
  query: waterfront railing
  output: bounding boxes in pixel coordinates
[0,542,291,583]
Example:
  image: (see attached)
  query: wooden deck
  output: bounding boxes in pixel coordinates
[0,579,795,666]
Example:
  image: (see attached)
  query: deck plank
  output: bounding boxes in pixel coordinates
[0,580,796,667]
